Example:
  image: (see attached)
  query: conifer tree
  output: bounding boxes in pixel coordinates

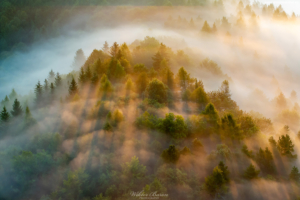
[176,67,190,90]
[44,79,49,92]
[152,52,163,71]
[35,81,43,104]
[48,69,55,80]
[218,161,230,183]
[0,106,10,123]
[11,99,23,117]
[50,83,55,94]
[91,73,99,85]
[55,73,62,87]
[136,72,148,95]
[109,42,119,57]
[243,164,260,180]
[102,41,109,53]
[277,134,296,158]
[202,21,211,33]
[1,95,9,106]
[289,166,300,182]
[69,77,78,96]
[85,66,92,81]
[78,67,86,84]
[94,59,106,75]
[9,89,17,100]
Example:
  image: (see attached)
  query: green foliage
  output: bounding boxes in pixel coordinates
[161,145,180,163]
[112,109,124,125]
[218,161,230,183]
[30,133,61,154]
[192,138,205,152]
[204,166,227,196]
[238,115,259,137]
[255,147,276,175]
[180,146,191,155]
[68,77,78,97]
[221,114,242,139]
[159,113,188,139]
[135,111,160,129]
[35,81,43,104]
[122,156,147,179]
[99,74,113,93]
[289,166,300,182]
[133,64,148,74]
[277,134,297,158]
[176,67,190,90]
[191,86,209,109]
[103,121,113,131]
[146,78,168,104]
[243,164,260,180]
[55,73,62,87]
[269,136,277,146]
[242,144,254,158]
[0,106,10,123]
[209,144,231,160]
[56,169,89,200]
[157,166,187,187]
[136,72,149,95]
[107,58,126,80]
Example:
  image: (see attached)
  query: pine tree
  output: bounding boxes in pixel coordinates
[152,52,163,71]
[161,145,180,163]
[35,81,43,104]
[243,164,260,180]
[11,99,23,117]
[102,41,109,53]
[91,73,99,85]
[201,21,211,33]
[50,83,55,94]
[289,166,300,182]
[55,73,62,87]
[94,59,106,75]
[1,95,9,106]
[109,42,119,57]
[136,72,148,95]
[176,67,190,90]
[85,66,92,81]
[165,68,174,90]
[0,106,10,122]
[48,69,55,81]
[218,161,230,182]
[69,77,78,96]
[78,67,86,84]
[277,134,296,158]
[9,89,17,100]
[72,49,86,70]
[44,79,49,92]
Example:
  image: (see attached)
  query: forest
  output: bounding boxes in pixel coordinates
[0,0,300,200]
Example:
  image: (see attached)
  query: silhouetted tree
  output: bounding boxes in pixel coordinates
[136,72,148,96]
[35,81,43,104]
[11,99,23,117]
[102,41,109,53]
[55,73,62,87]
[289,166,300,182]
[44,79,49,92]
[72,49,86,70]
[9,89,17,100]
[109,42,119,57]
[161,145,180,163]
[0,106,10,123]
[176,67,190,90]
[243,164,260,180]
[277,134,297,158]
[69,77,78,96]
[146,78,168,104]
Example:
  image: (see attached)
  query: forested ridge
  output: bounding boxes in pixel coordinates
[1,0,300,200]
[1,35,300,200]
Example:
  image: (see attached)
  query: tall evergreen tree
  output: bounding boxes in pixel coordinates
[55,73,62,87]
[109,42,119,57]
[289,166,300,182]
[50,83,55,94]
[176,67,190,90]
[102,41,109,53]
[35,81,43,104]
[72,49,86,70]
[69,77,78,96]
[136,72,148,95]
[11,99,23,117]
[277,134,296,158]
[44,79,49,92]
[78,67,86,84]
[243,164,260,180]
[202,21,211,33]
[152,52,163,71]
[9,89,17,100]
[85,66,92,81]
[48,69,55,81]
[1,95,9,106]
[0,106,10,123]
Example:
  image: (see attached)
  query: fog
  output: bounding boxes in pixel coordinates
[1,1,300,200]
